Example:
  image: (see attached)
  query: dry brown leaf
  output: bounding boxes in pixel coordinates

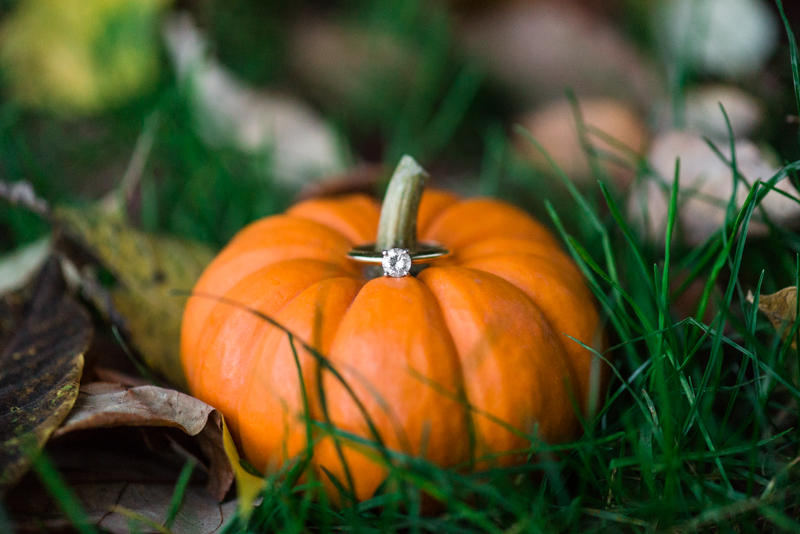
[628,132,800,246]
[515,97,648,189]
[295,163,387,202]
[748,287,800,348]
[287,17,418,115]
[0,258,92,495]
[54,382,234,501]
[9,434,238,534]
[456,2,659,105]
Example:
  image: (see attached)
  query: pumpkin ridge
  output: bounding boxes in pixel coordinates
[185,258,356,434]
[287,194,381,245]
[462,262,586,407]
[321,279,429,454]
[460,251,583,286]
[235,276,363,472]
[315,276,471,500]
[182,216,361,361]
[414,269,477,466]
[459,254,600,413]
[418,265,581,464]
[221,215,360,271]
[455,239,582,281]
[416,190,460,237]
[421,198,561,250]
[186,257,356,363]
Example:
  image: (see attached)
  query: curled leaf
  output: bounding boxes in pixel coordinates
[748,287,799,348]
[0,258,92,495]
[54,382,235,501]
[9,439,238,534]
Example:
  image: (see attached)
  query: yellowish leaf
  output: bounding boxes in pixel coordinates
[55,202,216,390]
[748,286,800,348]
[222,417,264,517]
[0,0,169,114]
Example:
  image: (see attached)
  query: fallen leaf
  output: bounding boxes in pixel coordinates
[682,85,763,140]
[295,163,386,202]
[286,16,418,117]
[0,179,215,390]
[54,201,216,390]
[8,433,238,534]
[94,367,153,388]
[748,287,800,348]
[0,258,92,495]
[657,0,779,78]
[163,12,346,186]
[54,382,235,501]
[456,2,658,105]
[516,97,648,189]
[628,132,800,245]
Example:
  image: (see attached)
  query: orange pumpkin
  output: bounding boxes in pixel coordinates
[181,156,604,501]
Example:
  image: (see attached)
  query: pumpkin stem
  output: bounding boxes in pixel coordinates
[376,155,429,251]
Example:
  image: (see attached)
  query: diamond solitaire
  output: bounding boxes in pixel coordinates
[382,248,412,277]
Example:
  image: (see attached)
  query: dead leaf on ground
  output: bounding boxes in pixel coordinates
[628,132,800,246]
[456,2,659,106]
[286,16,418,120]
[9,430,238,534]
[164,12,345,186]
[54,382,235,501]
[748,287,800,348]
[55,202,216,391]
[0,179,216,391]
[0,258,92,495]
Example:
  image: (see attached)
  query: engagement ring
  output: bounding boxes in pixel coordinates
[347,243,450,277]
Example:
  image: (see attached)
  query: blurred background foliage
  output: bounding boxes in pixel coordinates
[0,0,798,254]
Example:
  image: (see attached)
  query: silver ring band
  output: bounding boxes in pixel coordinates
[347,243,451,264]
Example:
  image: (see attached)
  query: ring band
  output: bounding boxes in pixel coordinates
[346,243,451,264]
[348,243,450,277]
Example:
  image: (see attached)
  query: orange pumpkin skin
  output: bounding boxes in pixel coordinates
[181,190,604,501]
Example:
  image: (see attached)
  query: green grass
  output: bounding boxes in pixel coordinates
[86,128,800,533]
[221,45,800,529]
[4,0,800,532]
